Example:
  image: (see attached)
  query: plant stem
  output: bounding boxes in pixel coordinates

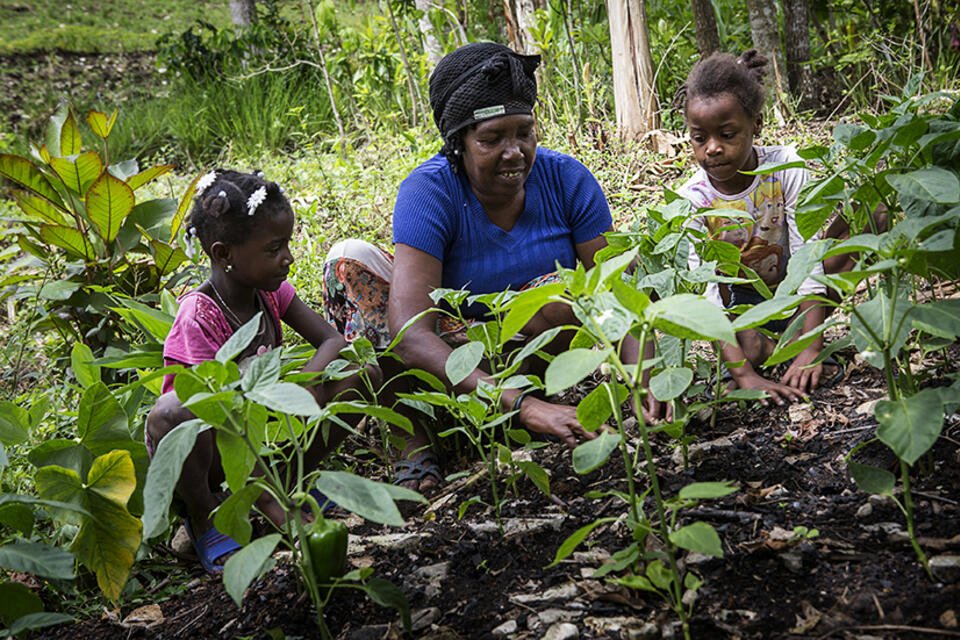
[899,459,932,578]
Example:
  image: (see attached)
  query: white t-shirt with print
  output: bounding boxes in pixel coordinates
[678,145,825,307]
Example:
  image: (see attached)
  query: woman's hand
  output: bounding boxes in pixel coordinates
[781,346,822,393]
[732,370,804,407]
[517,396,599,449]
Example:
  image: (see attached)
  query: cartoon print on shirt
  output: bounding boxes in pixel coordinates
[704,199,753,249]
[751,178,787,245]
[740,238,783,285]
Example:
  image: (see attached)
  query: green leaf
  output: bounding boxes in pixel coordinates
[7,611,74,635]
[324,402,413,435]
[246,382,322,416]
[911,300,960,339]
[11,189,67,224]
[59,110,82,156]
[499,282,565,345]
[608,574,658,593]
[740,160,807,175]
[38,225,95,261]
[732,295,803,331]
[516,461,551,497]
[0,582,43,627]
[669,521,723,558]
[848,461,896,495]
[546,518,615,567]
[112,299,174,343]
[677,481,738,500]
[572,431,621,474]
[86,109,118,139]
[217,430,258,494]
[71,342,100,389]
[85,171,135,244]
[141,420,203,539]
[0,543,75,580]
[314,471,411,526]
[0,504,34,536]
[650,367,693,402]
[0,402,29,446]
[361,578,412,633]
[150,240,189,276]
[223,534,281,607]
[69,451,142,603]
[645,294,736,344]
[875,388,944,465]
[576,382,627,432]
[0,154,67,211]
[77,383,130,457]
[445,341,484,386]
[213,483,263,547]
[776,240,831,296]
[216,313,262,363]
[886,167,960,204]
[127,165,174,191]
[240,348,282,392]
[545,347,612,396]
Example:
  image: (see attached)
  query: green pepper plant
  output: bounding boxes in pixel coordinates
[758,82,960,575]
[140,318,422,637]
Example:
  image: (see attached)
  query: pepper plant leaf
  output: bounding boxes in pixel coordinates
[314,471,411,526]
[874,388,944,465]
[445,340,484,386]
[646,294,736,344]
[223,534,281,607]
[214,483,263,547]
[545,347,612,396]
[886,167,960,204]
[848,461,896,495]
[141,419,204,539]
[572,431,621,474]
[669,521,723,558]
[650,367,693,402]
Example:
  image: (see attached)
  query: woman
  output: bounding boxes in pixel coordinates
[324,42,645,491]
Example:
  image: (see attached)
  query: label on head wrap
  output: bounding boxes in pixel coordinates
[473,105,506,120]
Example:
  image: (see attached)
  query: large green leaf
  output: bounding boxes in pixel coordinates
[0,155,67,211]
[216,314,262,363]
[59,110,82,156]
[645,294,736,344]
[669,521,723,558]
[0,543,75,580]
[11,189,67,224]
[572,431,621,474]
[213,483,263,547]
[38,225,94,261]
[875,388,944,465]
[445,341,485,386]
[77,383,131,456]
[649,367,693,402]
[849,289,912,368]
[576,382,628,432]
[49,151,102,194]
[499,283,565,345]
[223,534,281,607]
[314,471,416,526]
[141,420,203,539]
[886,167,960,204]
[911,299,960,339]
[71,451,142,603]
[71,342,100,389]
[85,109,117,139]
[545,347,612,395]
[127,164,174,191]
[85,171,135,244]
[246,382,322,416]
[848,461,896,495]
[0,402,29,446]
[516,460,551,497]
[217,430,258,494]
[0,582,43,627]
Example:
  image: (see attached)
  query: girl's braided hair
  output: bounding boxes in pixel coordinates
[186,170,291,255]
[674,49,769,119]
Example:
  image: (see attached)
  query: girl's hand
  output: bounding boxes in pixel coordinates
[641,394,674,424]
[732,370,804,407]
[781,347,822,393]
[518,396,600,449]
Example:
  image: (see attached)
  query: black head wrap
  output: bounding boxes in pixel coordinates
[429,42,540,141]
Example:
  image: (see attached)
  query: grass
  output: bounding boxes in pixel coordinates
[0,0,231,54]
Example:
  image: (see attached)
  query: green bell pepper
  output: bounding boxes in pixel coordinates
[306,516,348,584]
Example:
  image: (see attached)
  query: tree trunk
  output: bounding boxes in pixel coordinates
[414,0,443,68]
[782,0,817,110]
[690,0,720,57]
[605,0,660,141]
[504,0,544,54]
[230,0,256,27]
[745,0,786,122]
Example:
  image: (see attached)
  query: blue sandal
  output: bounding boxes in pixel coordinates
[184,518,242,574]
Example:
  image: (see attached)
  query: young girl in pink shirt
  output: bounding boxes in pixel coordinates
[147,169,373,572]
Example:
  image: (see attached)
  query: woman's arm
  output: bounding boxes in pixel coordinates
[389,243,598,448]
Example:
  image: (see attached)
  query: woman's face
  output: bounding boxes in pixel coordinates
[461,114,537,202]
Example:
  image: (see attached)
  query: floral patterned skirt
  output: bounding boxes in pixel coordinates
[322,239,560,349]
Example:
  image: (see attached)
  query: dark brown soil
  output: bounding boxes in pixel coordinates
[36,350,960,639]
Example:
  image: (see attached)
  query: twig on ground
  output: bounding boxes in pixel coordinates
[818,625,960,638]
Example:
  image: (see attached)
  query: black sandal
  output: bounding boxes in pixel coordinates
[392,450,442,489]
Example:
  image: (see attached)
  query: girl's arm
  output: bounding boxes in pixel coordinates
[282,294,348,378]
